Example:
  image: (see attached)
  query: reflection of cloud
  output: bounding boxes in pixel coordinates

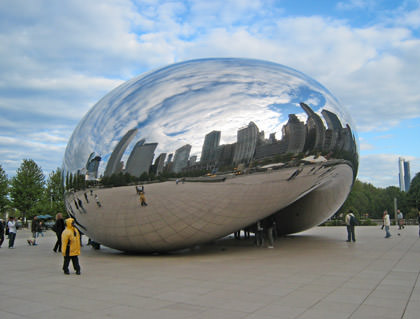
[64,58,354,173]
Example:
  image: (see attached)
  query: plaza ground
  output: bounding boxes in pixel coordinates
[0,225,419,319]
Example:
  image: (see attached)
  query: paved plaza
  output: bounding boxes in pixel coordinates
[0,225,419,319]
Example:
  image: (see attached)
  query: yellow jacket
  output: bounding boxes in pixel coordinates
[61,218,81,256]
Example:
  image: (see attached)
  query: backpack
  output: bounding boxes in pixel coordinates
[350,215,358,226]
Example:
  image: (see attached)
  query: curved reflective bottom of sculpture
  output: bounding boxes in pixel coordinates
[63,58,358,252]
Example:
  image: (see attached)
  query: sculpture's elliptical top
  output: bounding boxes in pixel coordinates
[63,58,358,252]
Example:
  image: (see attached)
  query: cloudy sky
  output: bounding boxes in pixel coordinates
[0,0,419,188]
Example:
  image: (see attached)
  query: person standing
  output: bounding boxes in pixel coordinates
[345,210,357,242]
[264,215,275,248]
[53,213,65,252]
[0,219,4,248]
[417,210,420,238]
[397,209,405,230]
[383,210,391,238]
[7,216,17,248]
[29,216,41,246]
[61,218,81,275]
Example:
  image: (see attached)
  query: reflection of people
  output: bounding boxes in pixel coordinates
[345,210,356,242]
[7,216,17,249]
[383,210,391,238]
[53,213,65,252]
[84,192,89,203]
[139,192,147,206]
[397,209,404,229]
[61,218,81,275]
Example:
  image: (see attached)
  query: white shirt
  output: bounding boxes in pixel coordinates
[7,220,17,233]
[384,214,391,227]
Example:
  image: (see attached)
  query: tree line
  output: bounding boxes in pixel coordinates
[0,159,65,223]
[1,158,419,224]
[337,172,420,220]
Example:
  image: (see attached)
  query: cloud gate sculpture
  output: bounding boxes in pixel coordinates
[63,58,358,252]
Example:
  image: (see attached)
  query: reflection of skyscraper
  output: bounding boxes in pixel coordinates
[300,103,325,152]
[153,153,167,175]
[321,109,342,151]
[125,141,157,178]
[233,121,259,165]
[172,144,192,173]
[85,152,101,180]
[399,157,411,192]
[215,143,235,167]
[282,114,306,154]
[104,128,138,177]
[201,131,221,164]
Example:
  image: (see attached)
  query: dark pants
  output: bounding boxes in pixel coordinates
[63,256,81,273]
[53,233,62,252]
[0,233,4,247]
[8,232,16,248]
[346,225,355,242]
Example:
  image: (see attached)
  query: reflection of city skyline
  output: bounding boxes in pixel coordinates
[92,102,357,178]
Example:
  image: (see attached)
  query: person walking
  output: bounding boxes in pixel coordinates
[0,219,5,248]
[345,210,357,242]
[383,210,391,238]
[61,218,81,275]
[52,213,65,252]
[139,191,147,206]
[7,216,17,248]
[397,209,405,230]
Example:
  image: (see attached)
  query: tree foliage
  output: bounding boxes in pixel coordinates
[337,177,418,220]
[10,159,45,219]
[0,165,9,216]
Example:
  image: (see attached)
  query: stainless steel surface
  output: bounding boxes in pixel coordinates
[63,58,358,252]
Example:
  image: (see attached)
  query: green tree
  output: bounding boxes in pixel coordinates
[0,165,9,218]
[10,159,45,220]
[408,172,420,212]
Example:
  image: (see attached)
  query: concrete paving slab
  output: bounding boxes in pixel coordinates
[0,225,419,319]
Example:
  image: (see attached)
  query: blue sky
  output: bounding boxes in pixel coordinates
[0,0,419,188]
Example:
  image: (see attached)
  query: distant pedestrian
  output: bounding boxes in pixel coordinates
[417,211,420,238]
[0,219,4,248]
[52,213,65,252]
[95,194,102,207]
[84,192,89,203]
[383,210,391,238]
[7,216,17,248]
[397,209,405,229]
[28,216,41,246]
[345,210,357,242]
[264,215,275,248]
[61,218,81,275]
[255,221,263,247]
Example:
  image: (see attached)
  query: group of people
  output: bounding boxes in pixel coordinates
[0,216,18,248]
[346,209,420,241]
[1,214,82,275]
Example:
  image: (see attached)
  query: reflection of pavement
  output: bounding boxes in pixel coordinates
[69,163,352,251]
[0,226,419,318]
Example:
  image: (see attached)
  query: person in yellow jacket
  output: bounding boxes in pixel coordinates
[61,218,81,275]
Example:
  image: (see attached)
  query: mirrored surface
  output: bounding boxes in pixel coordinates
[63,58,358,252]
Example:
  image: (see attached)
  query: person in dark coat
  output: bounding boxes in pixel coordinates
[53,213,66,252]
